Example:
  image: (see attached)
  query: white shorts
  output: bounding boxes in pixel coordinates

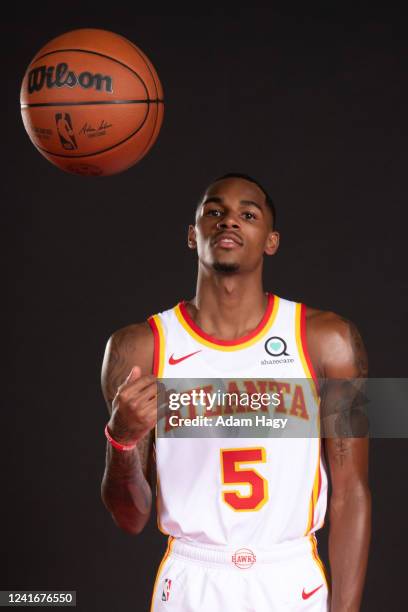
[150,535,330,611]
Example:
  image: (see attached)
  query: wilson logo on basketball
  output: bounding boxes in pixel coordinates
[28,63,113,94]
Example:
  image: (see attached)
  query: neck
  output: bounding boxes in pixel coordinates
[187,262,270,340]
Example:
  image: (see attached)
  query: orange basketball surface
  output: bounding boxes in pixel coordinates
[20,29,164,176]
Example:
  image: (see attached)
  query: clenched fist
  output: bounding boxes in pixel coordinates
[107,366,161,445]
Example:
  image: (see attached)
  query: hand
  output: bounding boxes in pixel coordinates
[107,367,159,445]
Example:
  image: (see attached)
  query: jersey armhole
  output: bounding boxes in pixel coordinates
[295,303,320,397]
[147,314,166,377]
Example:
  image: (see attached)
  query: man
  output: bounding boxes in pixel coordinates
[101,174,371,611]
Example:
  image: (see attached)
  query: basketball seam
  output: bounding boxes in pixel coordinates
[117,34,161,98]
[136,103,163,162]
[114,39,163,163]
[21,100,164,108]
[116,39,162,158]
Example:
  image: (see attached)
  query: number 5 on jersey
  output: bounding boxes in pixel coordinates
[220,447,269,512]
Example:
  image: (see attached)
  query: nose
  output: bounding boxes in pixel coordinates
[216,212,240,230]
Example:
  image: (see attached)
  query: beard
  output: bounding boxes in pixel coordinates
[212,261,240,274]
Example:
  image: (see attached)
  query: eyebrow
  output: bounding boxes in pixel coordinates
[202,196,264,213]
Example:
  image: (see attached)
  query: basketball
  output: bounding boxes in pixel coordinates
[20,29,164,176]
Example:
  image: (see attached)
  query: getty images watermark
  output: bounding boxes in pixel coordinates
[166,388,288,430]
[156,378,324,439]
[156,377,408,439]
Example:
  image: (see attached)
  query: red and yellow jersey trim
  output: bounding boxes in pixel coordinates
[174,293,279,351]
[156,471,169,536]
[149,535,175,611]
[147,315,167,536]
[295,302,320,393]
[304,440,323,535]
[295,302,320,409]
[309,534,330,591]
[295,302,324,536]
[148,314,165,377]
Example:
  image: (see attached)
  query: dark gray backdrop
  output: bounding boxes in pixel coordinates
[3,5,407,611]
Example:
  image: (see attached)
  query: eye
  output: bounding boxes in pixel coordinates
[205,208,222,216]
[242,211,256,220]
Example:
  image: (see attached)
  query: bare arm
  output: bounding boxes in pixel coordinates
[307,310,371,612]
[100,322,157,535]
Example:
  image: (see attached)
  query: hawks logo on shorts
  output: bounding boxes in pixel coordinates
[161,578,172,602]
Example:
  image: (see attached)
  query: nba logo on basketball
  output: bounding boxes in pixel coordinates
[161,578,172,602]
[55,113,77,150]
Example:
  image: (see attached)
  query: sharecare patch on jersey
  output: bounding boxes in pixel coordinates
[161,578,172,601]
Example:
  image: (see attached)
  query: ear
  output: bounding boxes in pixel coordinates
[188,224,197,249]
[264,231,280,256]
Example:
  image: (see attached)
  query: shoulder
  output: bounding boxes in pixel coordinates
[108,321,154,354]
[105,321,154,371]
[305,305,361,345]
[304,305,368,378]
[101,322,154,405]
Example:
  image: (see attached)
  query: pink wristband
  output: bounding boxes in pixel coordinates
[104,424,137,451]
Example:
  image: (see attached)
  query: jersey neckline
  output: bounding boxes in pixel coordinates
[174,293,279,350]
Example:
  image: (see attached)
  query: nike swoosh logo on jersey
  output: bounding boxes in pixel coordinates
[302,584,323,600]
[168,350,202,365]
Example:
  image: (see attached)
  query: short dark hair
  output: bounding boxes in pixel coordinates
[202,172,277,229]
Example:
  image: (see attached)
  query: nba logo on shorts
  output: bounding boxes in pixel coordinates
[161,578,172,602]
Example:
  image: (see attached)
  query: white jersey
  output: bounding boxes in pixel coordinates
[148,293,328,550]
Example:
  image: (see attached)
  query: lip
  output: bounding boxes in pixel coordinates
[212,232,243,247]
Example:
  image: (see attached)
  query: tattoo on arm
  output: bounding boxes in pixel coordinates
[333,437,350,467]
[104,328,140,405]
[341,318,369,377]
[321,318,369,448]
[104,444,152,513]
